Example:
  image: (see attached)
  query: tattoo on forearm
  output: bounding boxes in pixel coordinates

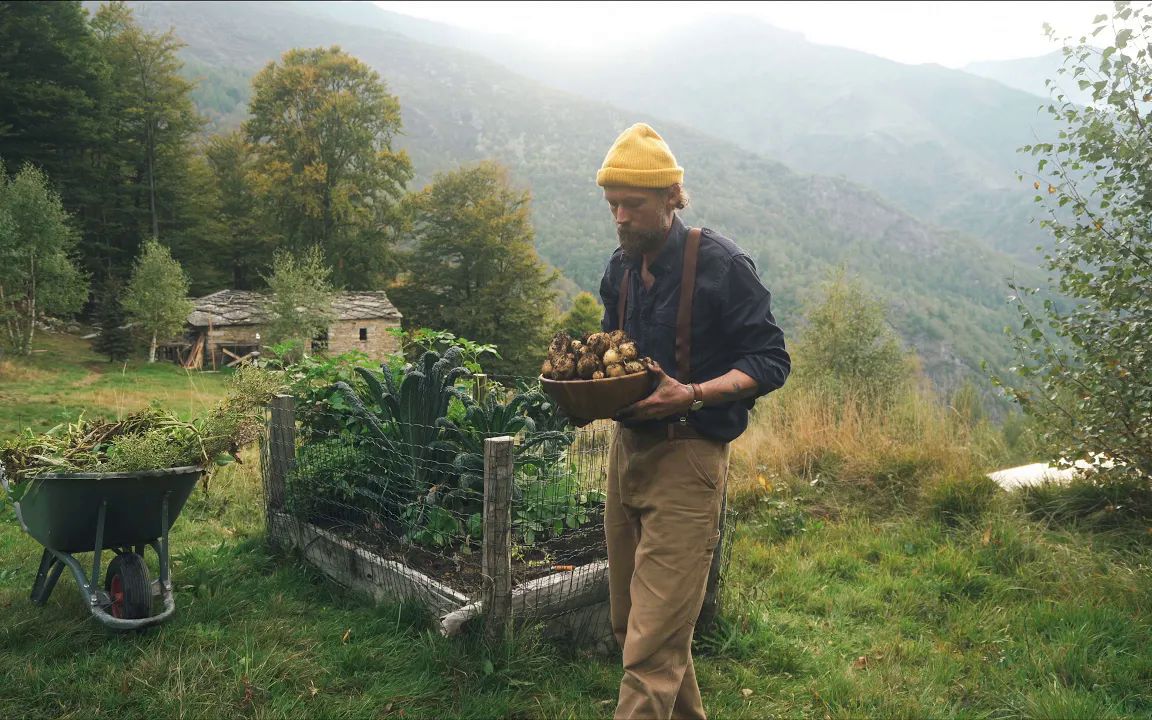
[721,380,744,402]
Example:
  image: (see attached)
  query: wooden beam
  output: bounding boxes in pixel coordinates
[268,512,470,616]
[440,560,610,637]
[224,350,259,368]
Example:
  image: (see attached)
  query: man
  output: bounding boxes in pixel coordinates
[595,123,790,720]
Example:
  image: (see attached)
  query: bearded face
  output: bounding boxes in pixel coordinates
[604,187,675,259]
[617,220,670,259]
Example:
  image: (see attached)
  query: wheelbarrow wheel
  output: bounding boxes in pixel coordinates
[104,553,152,620]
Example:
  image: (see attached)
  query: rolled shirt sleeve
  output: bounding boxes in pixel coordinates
[721,254,791,398]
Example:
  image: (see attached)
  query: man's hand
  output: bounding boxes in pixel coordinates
[614,360,694,422]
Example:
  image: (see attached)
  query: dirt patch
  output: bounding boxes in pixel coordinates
[73,372,106,388]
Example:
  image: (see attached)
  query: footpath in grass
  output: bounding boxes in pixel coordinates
[2,457,1151,719]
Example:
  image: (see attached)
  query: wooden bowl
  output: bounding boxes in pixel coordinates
[539,372,653,420]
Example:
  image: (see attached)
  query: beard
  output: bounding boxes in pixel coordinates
[617,221,669,260]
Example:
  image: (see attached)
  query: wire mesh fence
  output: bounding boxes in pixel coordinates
[260,350,730,648]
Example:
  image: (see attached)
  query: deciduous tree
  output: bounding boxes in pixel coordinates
[997,3,1152,482]
[92,2,201,243]
[122,238,193,363]
[203,131,273,291]
[246,46,412,289]
[0,161,88,355]
[263,245,336,361]
[390,162,557,377]
[793,269,911,406]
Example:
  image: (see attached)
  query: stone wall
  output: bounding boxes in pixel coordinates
[193,318,400,365]
[327,319,400,361]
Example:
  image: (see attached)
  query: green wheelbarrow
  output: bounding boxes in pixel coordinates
[1,465,202,631]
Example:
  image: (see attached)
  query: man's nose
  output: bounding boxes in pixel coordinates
[614,207,630,225]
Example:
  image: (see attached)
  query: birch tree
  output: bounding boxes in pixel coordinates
[122,238,193,363]
[0,161,87,355]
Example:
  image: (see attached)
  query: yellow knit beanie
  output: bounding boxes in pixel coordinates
[596,123,684,188]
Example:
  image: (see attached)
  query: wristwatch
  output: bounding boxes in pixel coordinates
[689,383,704,412]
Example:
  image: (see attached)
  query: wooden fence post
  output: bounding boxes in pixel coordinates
[266,394,296,515]
[483,435,514,642]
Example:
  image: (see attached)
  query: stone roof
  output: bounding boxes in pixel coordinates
[187,290,402,328]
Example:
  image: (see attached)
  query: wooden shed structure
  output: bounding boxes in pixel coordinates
[176,290,403,369]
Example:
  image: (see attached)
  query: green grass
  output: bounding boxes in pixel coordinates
[3,463,1151,718]
[0,331,232,439]
[2,333,1151,718]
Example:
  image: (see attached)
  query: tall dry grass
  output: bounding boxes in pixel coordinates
[0,359,50,383]
[730,375,1008,508]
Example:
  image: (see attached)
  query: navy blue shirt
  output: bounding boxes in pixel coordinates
[599,214,790,442]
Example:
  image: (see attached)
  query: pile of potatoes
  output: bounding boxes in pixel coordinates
[541,330,652,380]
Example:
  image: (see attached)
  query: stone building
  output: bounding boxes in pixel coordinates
[178,290,402,368]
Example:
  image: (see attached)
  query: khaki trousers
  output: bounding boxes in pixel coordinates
[605,424,730,720]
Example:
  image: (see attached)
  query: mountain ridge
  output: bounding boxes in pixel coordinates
[316,5,1062,261]
[114,0,1043,390]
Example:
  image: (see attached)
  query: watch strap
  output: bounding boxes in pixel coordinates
[690,383,704,411]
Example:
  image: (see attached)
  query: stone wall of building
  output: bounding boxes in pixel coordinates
[326,319,401,361]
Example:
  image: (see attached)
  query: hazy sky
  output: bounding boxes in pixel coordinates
[372,1,1112,68]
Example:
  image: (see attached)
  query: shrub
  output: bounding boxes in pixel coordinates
[1016,474,1152,531]
[286,436,385,527]
[924,474,1001,526]
[791,270,914,408]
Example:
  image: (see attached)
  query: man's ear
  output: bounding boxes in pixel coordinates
[665,184,681,211]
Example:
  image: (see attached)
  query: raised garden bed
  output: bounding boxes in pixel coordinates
[268,511,614,650]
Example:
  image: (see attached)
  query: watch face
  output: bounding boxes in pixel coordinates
[691,400,705,411]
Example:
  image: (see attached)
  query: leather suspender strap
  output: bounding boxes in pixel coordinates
[617,268,630,332]
[676,227,702,383]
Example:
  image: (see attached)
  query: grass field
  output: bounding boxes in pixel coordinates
[0,330,232,439]
[2,334,1150,718]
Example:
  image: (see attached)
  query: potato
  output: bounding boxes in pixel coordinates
[585,332,610,356]
[552,353,577,380]
[548,332,572,357]
[576,353,599,379]
[543,330,654,382]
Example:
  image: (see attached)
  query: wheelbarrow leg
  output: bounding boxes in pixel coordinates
[91,500,107,593]
[157,493,171,589]
[30,549,65,605]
